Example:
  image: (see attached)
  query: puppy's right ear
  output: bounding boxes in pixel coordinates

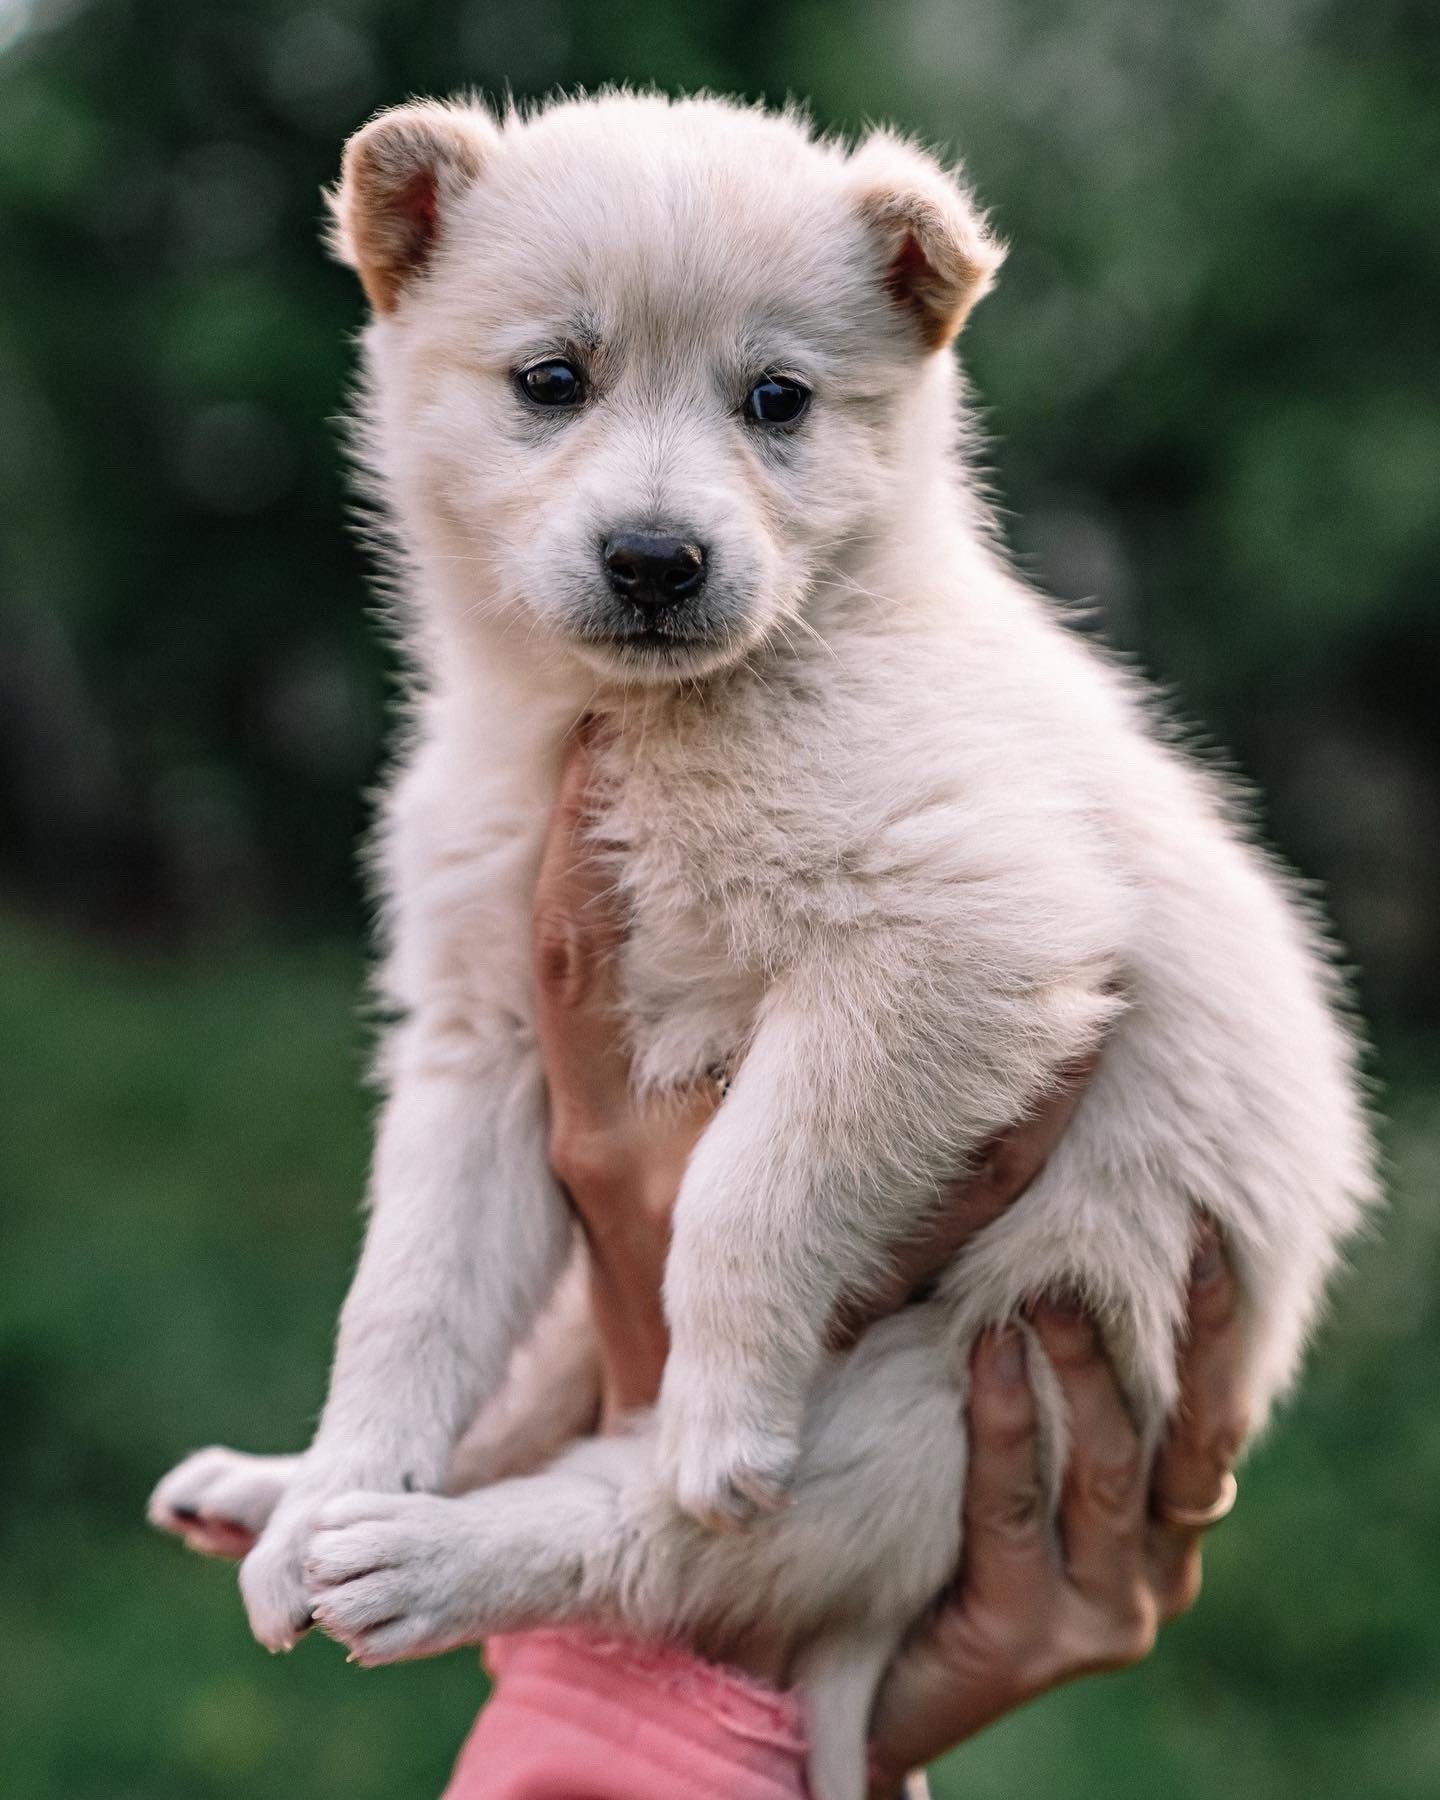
[328,102,498,314]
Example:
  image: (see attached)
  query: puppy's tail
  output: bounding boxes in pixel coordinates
[795,1628,900,1800]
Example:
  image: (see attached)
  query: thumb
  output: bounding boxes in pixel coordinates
[532,724,633,1133]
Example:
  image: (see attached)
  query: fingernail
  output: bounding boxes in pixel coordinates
[1191,1223,1225,1286]
[1025,1290,1099,1361]
[991,1327,1025,1385]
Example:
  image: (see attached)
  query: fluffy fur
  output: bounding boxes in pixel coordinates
[150,91,1376,1800]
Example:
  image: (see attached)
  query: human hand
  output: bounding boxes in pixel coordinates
[865,1224,1247,1795]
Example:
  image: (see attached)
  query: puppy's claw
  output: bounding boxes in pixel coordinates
[240,1527,320,1654]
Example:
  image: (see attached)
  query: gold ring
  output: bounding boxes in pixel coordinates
[1156,1470,1238,1531]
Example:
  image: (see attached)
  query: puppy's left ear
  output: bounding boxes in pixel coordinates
[327,101,499,314]
[846,133,1004,350]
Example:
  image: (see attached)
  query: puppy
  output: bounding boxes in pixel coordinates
[150,92,1376,1800]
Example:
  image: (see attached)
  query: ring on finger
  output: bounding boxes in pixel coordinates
[1155,1469,1238,1531]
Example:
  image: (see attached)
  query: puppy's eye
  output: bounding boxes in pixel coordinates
[518,359,585,408]
[744,376,811,427]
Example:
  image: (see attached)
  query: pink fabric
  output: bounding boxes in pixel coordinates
[441,1629,811,1799]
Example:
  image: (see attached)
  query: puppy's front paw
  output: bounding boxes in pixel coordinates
[148,1447,299,1560]
[305,1491,494,1667]
[658,1362,800,1533]
[240,1512,320,1653]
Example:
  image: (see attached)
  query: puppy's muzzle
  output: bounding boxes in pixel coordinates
[602,531,708,609]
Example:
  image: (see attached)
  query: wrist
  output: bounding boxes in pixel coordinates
[301,1432,447,1496]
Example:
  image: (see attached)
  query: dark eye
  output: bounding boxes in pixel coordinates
[518,358,585,408]
[744,376,811,426]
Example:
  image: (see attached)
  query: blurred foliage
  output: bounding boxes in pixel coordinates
[0,0,1435,1020]
[1,0,1438,1796]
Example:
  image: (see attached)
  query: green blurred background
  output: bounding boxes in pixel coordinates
[1,1,1437,1795]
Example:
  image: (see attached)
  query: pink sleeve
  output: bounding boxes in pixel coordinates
[440,1628,813,1800]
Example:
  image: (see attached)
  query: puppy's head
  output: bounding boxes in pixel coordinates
[331,94,1002,683]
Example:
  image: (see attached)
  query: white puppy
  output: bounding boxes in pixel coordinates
[150,92,1376,1800]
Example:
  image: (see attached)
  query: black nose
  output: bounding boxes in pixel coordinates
[602,531,707,607]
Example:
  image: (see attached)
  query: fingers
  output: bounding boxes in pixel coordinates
[531,727,717,1426]
[1149,1222,1249,1616]
[867,1301,1160,1788]
[531,724,632,1146]
[867,1329,1056,1784]
[871,1261,1231,1789]
[1030,1302,1154,1663]
[959,1327,1053,1618]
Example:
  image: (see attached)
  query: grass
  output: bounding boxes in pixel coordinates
[2,915,1437,1799]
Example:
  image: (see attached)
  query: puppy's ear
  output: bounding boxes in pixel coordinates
[847,133,1004,350]
[328,102,498,313]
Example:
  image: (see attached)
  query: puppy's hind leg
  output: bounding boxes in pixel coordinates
[311,1303,969,1765]
[445,1244,601,1489]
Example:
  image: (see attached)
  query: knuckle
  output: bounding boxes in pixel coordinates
[1178,1421,1248,1491]
[1202,1414,1250,1470]
[532,913,589,1000]
[978,1480,1047,1544]
[1079,1444,1146,1516]
[1107,1592,1160,1665]
[1030,1302,1100,1368]
[1189,1258,1243,1331]
[1123,1617,1160,1665]
[1171,1391,1250,1479]
[971,1384,1038,1447]
[546,1124,625,1196]
[973,1137,1033,1200]
[1160,1555,1204,1621]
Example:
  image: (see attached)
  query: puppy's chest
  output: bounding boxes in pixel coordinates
[596,747,858,1090]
